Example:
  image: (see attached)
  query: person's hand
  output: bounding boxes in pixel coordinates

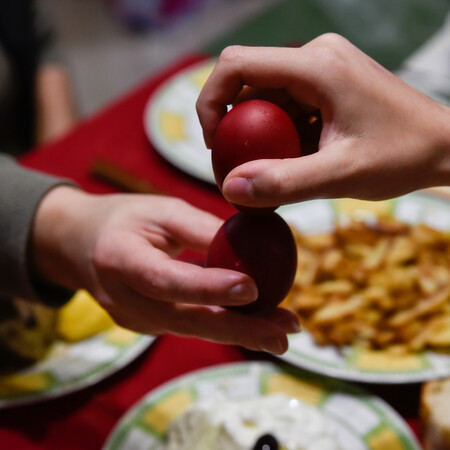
[30,187,299,354]
[197,33,450,208]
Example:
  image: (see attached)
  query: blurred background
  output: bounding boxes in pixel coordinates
[44,0,282,118]
[1,0,448,156]
[44,0,449,118]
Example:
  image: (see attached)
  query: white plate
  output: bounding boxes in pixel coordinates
[0,327,154,408]
[102,361,421,450]
[277,191,450,384]
[144,58,217,184]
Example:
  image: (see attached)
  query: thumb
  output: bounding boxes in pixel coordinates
[222,142,356,207]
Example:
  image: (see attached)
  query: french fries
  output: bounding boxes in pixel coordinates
[283,219,450,352]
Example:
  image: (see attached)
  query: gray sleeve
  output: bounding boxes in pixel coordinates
[0,154,74,306]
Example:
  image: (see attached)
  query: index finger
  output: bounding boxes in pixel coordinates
[196,45,318,148]
[105,234,259,307]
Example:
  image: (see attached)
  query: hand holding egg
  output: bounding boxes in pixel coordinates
[207,212,297,314]
[211,99,302,213]
[207,100,299,315]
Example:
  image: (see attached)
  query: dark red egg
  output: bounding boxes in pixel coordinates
[207,212,297,314]
[211,99,301,212]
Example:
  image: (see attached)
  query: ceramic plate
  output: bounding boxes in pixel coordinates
[0,327,153,408]
[144,58,216,184]
[103,361,421,450]
[277,191,450,384]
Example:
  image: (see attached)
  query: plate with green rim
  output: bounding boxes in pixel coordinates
[277,190,450,384]
[0,326,154,408]
[144,58,217,184]
[102,360,421,450]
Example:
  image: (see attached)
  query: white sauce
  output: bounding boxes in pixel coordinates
[165,394,341,450]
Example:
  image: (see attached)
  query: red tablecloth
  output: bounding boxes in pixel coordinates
[21,54,235,222]
[0,55,421,449]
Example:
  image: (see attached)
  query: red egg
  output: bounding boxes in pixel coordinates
[211,99,301,212]
[207,212,297,314]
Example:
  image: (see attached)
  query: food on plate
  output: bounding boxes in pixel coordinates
[56,289,115,342]
[252,434,280,450]
[165,394,341,450]
[421,377,450,449]
[0,290,115,374]
[207,212,297,314]
[283,218,450,352]
[0,298,57,374]
[211,99,301,212]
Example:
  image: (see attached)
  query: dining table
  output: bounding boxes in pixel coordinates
[0,49,423,450]
[1,0,450,447]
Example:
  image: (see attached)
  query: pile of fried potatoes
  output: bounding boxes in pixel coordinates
[283,218,450,352]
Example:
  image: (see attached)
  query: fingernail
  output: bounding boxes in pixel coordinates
[223,177,254,202]
[261,337,286,355]
[229,282,258,302]
[274,317,301,334]
[279,319,301,334]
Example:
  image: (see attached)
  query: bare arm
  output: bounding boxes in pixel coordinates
[34,63,77,144]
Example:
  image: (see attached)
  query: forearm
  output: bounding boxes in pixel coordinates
[34,64,77,145]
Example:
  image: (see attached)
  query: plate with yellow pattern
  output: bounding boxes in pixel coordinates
[277,191,450,384]
[144,58,216,184]
[0,290,154,408]
[103,361,421,450]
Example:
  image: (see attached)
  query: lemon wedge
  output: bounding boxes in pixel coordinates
[56,290,115,342]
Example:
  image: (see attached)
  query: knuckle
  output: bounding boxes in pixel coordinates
[309,33,351,76]
[163,197,190,223]
[145,265,169,299]
[163,196,184,212]
[314,32,350,49]
[280,166,298,200]
[92,232,116,273]
[160,304,191,334]
[271,170,285,199]
[218,45,244,66]
[169,196,188,211]
[264,164,290,200]
[317,46,345,71]
[191,287,213,306]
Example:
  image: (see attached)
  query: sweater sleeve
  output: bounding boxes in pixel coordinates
[0,154,74,306]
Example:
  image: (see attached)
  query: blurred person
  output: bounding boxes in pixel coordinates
[0,154,298,355]
[196,33,450,208]
[0,0,77,155]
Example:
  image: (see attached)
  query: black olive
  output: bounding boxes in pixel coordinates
[252,434,279,450]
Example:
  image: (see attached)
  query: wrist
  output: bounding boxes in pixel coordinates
[30,186,93,291]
